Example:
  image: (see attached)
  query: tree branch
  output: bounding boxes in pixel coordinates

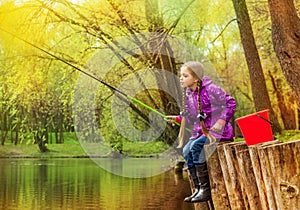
[211,18,237,43]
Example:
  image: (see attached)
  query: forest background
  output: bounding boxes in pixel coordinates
[0,0,299,157]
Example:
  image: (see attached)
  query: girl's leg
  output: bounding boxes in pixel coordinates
[182,139,200,202]
[190,136,208,165]
[188,136,211,203]
[191,162,211,202]
[182,139,194,169]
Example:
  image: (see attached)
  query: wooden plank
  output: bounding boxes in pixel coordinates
[204,143,231,210]
[218,142,245,210]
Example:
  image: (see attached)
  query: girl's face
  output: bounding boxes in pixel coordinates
[180,66,199,91]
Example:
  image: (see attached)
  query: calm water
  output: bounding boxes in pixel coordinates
[0,158,194,210]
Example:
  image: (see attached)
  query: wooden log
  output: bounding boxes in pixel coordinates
[193,200,211,210]
[248,140,282,209]
[258,140,300,210]
[257,145,282,209]
[249,145,270,209]
[218,142,246,210]
[204,143,230,210]
[174,161,185,173]
[236,145,263,209]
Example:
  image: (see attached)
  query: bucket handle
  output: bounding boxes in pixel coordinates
[256,114,273,126]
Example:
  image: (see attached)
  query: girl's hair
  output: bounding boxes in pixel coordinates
[197,81,209,137]
[177,61,213,148]
[181,61,204,80]
[177,87,187,148]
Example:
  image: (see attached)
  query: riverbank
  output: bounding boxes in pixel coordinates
[0,144,89,158]
[1,130,299,159]
[0,141,173,158]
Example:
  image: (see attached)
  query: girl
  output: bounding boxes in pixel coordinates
[167,61,236,203]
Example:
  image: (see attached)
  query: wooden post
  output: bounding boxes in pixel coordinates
[249,145,270,209]
[258,140,300,209]
[201,139,300,210]
[215,142,245,209]
[204,143,231,209]
[236,144,263,209]
[248,140,282,209]
[193,201,211,210]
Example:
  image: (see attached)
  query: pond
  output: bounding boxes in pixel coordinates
[0,158,195,210]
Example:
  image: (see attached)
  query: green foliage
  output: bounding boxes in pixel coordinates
[0,0,298,149]
[235,130,300,143]
[0,132,171,157]
[122,141,169,157]
[275,130,300,143]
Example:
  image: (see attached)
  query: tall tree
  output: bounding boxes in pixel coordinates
[232,0,281,133]
[268,69,297,129]
[247,1,298,130]
[268,0,300,107]
[144,0,182,113]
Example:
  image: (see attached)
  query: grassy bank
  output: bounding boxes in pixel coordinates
[0,143,87,158]
[0,132,170,158]
[0,142,170,158]
[1,130,299,158]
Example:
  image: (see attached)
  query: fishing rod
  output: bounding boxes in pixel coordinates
[0,28,182,127]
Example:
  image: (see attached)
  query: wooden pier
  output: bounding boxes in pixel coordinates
[190,139,300,210]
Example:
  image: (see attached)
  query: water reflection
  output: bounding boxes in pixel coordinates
[0,158,194,210]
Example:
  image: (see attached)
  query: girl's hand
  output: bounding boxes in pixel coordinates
[165,115,178,126]
[211,119,226,133]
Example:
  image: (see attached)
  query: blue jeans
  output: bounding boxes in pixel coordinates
[183,136,209,169]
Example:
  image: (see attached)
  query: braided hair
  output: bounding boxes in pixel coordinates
[197,81,209,137]
[177,87,187,148]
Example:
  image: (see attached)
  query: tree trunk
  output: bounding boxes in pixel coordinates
[232,0,281,133]
[144,0,182,144]
[268,70,296,129]
[14,127,18,145]
[35,131,49,153]
[1,111,8,145]
[1,131,7,145]
[145,0,181,115]
[268,0,300,107]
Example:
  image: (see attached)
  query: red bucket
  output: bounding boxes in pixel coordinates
[235,109,273,146]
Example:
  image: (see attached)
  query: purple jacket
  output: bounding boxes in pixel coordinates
[183,77,236,140]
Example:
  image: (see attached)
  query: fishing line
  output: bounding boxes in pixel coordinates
[0,27,181,127]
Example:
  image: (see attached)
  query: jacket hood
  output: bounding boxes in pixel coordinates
[201,76,213,87]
